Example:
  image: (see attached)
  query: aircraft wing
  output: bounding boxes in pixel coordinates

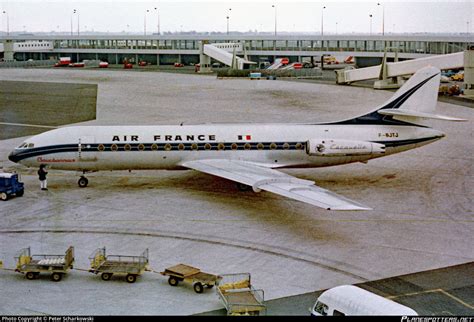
[181,159,371,211]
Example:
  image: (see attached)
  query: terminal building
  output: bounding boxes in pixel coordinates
[0,34,472,67]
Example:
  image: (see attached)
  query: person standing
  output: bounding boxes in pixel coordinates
[38,164,48,191]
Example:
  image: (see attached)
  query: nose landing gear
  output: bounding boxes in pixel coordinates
[78,176,89,188]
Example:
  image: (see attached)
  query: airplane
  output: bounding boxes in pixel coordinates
[8,66,465,211]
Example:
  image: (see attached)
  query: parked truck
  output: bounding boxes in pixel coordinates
[54,57,71,67]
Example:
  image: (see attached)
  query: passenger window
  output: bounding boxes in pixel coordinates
[27,143,35,148]
[333,310,345,316]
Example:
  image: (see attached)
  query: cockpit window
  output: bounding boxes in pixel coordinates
[17,142,34,149]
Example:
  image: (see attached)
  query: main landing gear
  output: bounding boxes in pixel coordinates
[236,182,252,192]
[78,176,89,188]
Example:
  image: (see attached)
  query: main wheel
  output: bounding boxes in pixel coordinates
[168,276,179,286]
[236,183,252,192]
[16,189,24,197]
[101,273,112,281]
[0,192,8,201]
[26,272,36,280]
[193,282,204,294]
[126,274,137,283]
[51,273,62,282]
[78,176,89,188]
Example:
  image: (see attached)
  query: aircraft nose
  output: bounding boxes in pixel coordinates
[8,150,20,163]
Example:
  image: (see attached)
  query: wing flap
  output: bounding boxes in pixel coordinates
[181,159,371,211]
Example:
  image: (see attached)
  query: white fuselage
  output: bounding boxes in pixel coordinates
[10,123,444,171]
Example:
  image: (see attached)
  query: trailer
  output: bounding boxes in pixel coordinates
[160,264,222,293]
[88,247,149,283]
[15,246,74,282]
[216,273,266,316]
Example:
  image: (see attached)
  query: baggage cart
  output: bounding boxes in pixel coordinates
[160,264,222,293]
[216,273,266,315]
[89,247,149,283]
[14,246,74,282]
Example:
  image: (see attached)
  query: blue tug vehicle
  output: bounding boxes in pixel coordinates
[0,173,24,201]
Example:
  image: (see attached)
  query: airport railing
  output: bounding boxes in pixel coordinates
[0,60,56,68]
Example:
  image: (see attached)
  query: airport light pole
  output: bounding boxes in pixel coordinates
[77,10,80,36]
[226,8,231,35]
[369,14,373,36]
[2,10,9,36]
[154,7,160,35]
[321,6,326,49]
[272,4,277,36]
[144,9,149,36]
[377,2,385,36]
[71,9,77,36]
[336,22,338,35]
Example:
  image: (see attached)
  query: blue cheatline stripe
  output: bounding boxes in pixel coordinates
[10,136,440,163]
[328,73,438,127]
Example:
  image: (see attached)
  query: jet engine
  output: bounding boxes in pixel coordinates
[307,139,385,156]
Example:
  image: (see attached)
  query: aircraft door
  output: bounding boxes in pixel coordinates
[78,136,97,162]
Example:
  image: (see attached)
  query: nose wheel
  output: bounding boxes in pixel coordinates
[78,176,89,188]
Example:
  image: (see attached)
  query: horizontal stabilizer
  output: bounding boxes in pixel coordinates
[378,109,467,122]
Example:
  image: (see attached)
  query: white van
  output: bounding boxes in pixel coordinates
[310,285,418,316]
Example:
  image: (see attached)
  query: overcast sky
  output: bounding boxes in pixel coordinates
[0,0,472,35]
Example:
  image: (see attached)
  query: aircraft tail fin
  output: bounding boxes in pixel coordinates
[375,66,466,124]
[334,66,465,126]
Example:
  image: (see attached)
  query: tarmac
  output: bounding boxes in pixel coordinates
[0,68,473,315]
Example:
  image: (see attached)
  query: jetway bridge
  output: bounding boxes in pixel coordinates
[336,50,472,96]
[336,52,464,84]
